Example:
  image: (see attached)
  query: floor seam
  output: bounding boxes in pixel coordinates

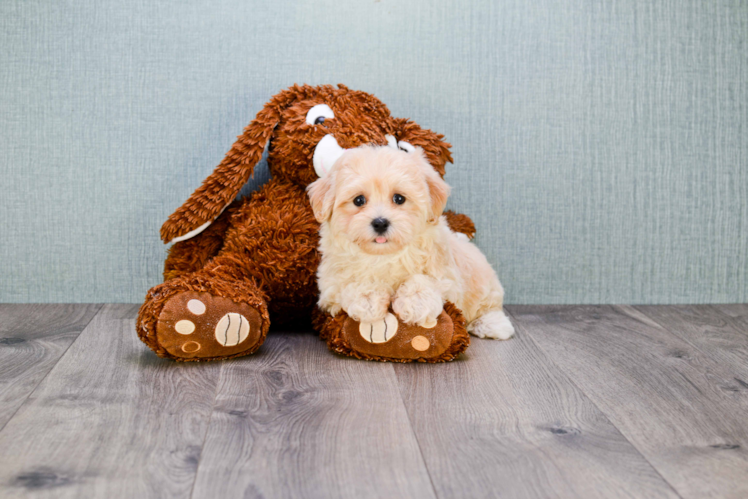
[0,303,104,436]
[188,361,224,499]
[390,363,440,499]
[504,305,684,499]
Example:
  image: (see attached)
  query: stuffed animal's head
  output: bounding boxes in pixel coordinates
[267,84,393,186]
[160,84,453,244]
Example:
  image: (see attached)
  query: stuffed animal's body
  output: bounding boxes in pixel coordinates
[137,84,475,362]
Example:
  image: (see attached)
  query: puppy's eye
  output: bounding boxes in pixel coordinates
[393,194,406,205]
[306,104,335,126]
[353,195,366,207]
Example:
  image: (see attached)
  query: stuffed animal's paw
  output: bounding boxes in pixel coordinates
[325,302,470,362]
[155,291,265,360]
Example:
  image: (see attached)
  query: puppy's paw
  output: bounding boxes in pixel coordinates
[392,278,443,327]
[469,310,515,340]
[342,286,391,324]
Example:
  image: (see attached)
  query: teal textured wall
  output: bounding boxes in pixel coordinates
[1,1,746,304]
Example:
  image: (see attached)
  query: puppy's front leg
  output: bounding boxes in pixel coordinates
[392,274,444,328]
[341,283,391,324]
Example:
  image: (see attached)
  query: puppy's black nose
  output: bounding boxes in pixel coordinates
[371,217,390,234]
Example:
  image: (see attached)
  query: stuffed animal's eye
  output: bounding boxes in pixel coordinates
[393,194,406,205]
[306,104,335,126]
[353,195,366,207]
[398,141,415,153]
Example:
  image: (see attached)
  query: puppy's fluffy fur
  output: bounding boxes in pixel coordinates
[307,146,514,340]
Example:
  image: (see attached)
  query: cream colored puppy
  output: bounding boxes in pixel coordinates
[307,145,514,340]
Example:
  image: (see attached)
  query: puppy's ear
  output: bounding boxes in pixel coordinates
[307,172,336,223]
[160,86,308,244]
[420,153,451,222]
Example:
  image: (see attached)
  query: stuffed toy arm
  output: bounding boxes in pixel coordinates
[443,210,476,239]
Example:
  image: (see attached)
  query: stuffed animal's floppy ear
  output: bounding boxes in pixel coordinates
[160,87,304,244]
[306,171,336,223]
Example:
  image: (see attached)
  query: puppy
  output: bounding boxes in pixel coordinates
[307,145,514,340]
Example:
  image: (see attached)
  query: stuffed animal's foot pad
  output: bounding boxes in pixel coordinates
[214,312,251,346]
[358,313,399,343]
[156,292,263,360]
[342,310,457,361]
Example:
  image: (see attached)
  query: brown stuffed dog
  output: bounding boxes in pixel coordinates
[137,84,475,362]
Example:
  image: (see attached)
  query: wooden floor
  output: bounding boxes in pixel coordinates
[0,304,747,498]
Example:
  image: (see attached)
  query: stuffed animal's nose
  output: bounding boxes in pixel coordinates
[371,217,390,234]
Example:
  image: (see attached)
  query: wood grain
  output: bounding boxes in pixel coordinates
[634,304,748,382]
[0,304,221,498]
[509,304,748,498]
[191,333,435,499]
[0,304,101,432]
[393,329,677,498]
[710,304,748,336]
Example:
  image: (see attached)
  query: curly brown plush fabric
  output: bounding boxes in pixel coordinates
[443,210,477,240]
[137,84,476,362]
[163,200,241,281]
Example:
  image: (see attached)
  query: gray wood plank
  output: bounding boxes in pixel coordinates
[0,304,101,432]
[508,305,748,498]
[633,304,748,382]
[0,304,221,498]
[393,330,678,498]
[710,304,748,336]
[192,333,435,499]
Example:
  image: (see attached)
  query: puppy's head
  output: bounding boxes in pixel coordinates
[307,146,450,255]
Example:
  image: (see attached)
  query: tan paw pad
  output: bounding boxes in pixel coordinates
[215,312,250,347]
[181,341,201,353]
[419,317,438,329]
[174,319,195,335]
[411,335,430,351]
[187,299,206,315]
[359,313,399,343]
